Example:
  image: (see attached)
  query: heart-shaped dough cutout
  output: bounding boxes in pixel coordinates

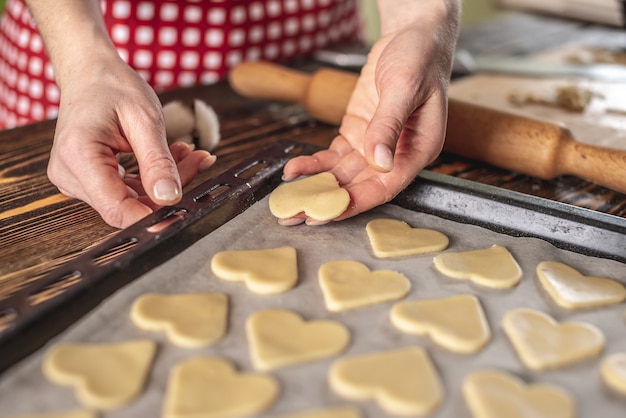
[329,346,443,417]
[4,411,96,418]
[433,245,522,288]
[601,352,626,396]
[502,308,605,370]
[130,292,228,348]
[366,218,449,258]
[42,340,156,411]
[390,294,490,354]
[463,369,575,418]
[211,246,297,294]
[318,260,411,312]
[247,308,349,371]
[269,172,350,221]
[277,406,363,418]
[163,356,279,418]
[536,261,626,309]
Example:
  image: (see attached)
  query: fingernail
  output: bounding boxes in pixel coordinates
[305,218,330,226]
[278,217,306,226]
[153,178,180,202]
[199,154,217,171]
[374,144,393,171]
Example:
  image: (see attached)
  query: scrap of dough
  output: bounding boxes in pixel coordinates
[366,218,449,258]
[433,245,522,288]
[508,85,596,113]
[536,261,626,309]
[328,346,443,417]
[268,172,350,221]
[502,308,605,371]
[42,340,156,411]
[2,411,96,418]
[463,369,576,418]
[600,352,626,396]
[275,406,362,418]
[390,294,490,354]
[130,292,228,348]
[211,246,297,294]
[318,260,411,312]
[162,356,279,418]
[247,308,349,371]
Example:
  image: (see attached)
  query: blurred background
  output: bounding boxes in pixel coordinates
[360,0,501,43]
[0,0,502,39]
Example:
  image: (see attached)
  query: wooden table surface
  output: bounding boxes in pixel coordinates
[1,12,626,340]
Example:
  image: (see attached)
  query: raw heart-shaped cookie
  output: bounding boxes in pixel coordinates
[269,172,350,221]
[277,406,363,418]
[601,352,626,396]
[246,308,349,371]
[3,411,96,418]
[390,294,490,354]
[318,260,411,312]
[502,308,605,370]
[42,340,156,410]
[433,245,522,288]
[130,292,228,348]
[328,346,443,417]
[366,218,449,258]
[211,246,297,294]
[162,356,279,418]
[536,261,626,309]
[463,369,575,418]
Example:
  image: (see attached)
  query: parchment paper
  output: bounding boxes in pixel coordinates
[1,197,625,417]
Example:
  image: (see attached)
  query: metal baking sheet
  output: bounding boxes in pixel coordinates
[0,187,625,417]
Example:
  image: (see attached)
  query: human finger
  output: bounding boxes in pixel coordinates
[123,106,183,206]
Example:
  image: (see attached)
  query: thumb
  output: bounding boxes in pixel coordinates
[363,86,415,173]
[127,114,182,205]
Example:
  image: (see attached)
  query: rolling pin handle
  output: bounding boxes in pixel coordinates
[558,140,626,194]
[228,61,309,103]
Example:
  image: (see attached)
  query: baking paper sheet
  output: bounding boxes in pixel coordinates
[0,198,625,417]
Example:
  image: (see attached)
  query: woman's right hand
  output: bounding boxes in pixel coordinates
[47,56,215,228]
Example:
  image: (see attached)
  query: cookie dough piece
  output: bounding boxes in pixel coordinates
[163,356,279,418]
[276,406,362,418]
[502,308,605,371]
[463,369,575,418]
[600,352,626,396]
[2,411,96,418]
[211,247,297,294]
[130,292,228,348]
[328,346,443,417]
[366,218,449,258]
[42,340,156,411]
[268,172,350,221]
[433,245,522,289]
[318,260,411,312]
[536,261,626,309]
[390,294,490,354]
[247,309,349,371]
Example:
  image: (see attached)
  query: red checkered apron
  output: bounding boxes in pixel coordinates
[0,0,361,129]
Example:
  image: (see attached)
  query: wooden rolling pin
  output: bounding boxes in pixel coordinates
[229,61,626,194]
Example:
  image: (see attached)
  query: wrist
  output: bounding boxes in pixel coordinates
[24,0,122,90]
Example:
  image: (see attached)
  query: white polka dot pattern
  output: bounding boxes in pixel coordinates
[0,0,361,128]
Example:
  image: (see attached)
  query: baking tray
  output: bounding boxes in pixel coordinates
[0,167,625,417]
[0,140,625,417]
[1,139,625,376]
